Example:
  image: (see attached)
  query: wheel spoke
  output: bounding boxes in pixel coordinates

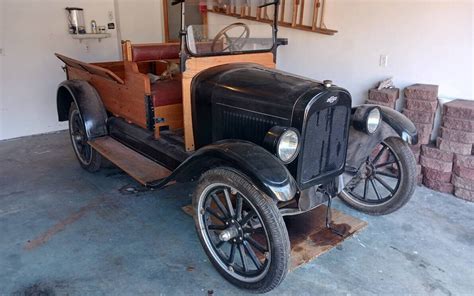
[223,188,235,217]
[211,193,229,218]
[363,178,369,200]
[238,244,248,272]
[205,207,225,224]
[370,179,382,200]
[243,241,262,269]
[377,170,398,179]
[374,175,395,194]
[240,210,256,226]
[375,160,396,168]
[228,243,236,265]
[246,236,267,254]
[235,194,243,220]
[372,146,387,164]
[208,224,226,231]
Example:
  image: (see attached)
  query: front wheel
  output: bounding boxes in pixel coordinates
[193,168,290,293]
[339,137,417,215]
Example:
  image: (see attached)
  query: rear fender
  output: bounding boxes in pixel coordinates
[154,140,298,202]
[346,105,418,169]
[57,80,108,139]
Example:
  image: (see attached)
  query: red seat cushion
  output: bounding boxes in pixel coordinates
[151,79,182,107]
[132,44,180,62]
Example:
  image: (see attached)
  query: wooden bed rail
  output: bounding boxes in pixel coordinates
[55,53,125,85]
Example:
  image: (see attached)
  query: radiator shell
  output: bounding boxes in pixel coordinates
[192,63,352,189]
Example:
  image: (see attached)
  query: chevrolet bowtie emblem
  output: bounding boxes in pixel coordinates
[326,96,338,104]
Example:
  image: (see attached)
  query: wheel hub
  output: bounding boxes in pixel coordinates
[73,133,83,143]
[365,161,376,178]
[220,219,243,242]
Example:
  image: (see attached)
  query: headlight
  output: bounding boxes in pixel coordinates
[264,126,300,163]
[366,107,381,133]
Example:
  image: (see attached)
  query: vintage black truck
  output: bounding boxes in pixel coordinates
[55,0,418,292]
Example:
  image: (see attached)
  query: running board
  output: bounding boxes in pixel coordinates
[89,136,171,186]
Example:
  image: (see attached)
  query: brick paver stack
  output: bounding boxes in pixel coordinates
[420,145,454,193]
[367,88,399,109]
[402,84,439,184]
[440,99,474,201]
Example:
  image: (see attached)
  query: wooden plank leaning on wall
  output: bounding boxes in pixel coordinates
[181,52,275,152]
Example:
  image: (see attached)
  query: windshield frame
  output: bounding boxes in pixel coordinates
[179,1,280,58]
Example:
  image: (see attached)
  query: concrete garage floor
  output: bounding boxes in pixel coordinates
[1,131,473,295]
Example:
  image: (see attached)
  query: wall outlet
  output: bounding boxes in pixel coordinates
[108,11,114,22]
[380,55,389,67]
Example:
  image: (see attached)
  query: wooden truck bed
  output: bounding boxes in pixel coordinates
[57,41,275,152]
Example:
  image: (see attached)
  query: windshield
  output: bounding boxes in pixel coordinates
[185,1,276,56]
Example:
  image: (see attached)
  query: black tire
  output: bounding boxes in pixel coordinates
[193,168,290,293]
[68,103,102,172]
[339,137,417,215]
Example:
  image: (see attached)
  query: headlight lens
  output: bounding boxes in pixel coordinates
[277,129,300,163]
[367,108,381,133]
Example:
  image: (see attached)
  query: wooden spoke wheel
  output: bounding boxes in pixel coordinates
[339,137,417,215]
[193,168,289,293]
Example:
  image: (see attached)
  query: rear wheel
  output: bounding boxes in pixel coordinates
[339,137,416,215]
[68,103,102,172]
[193,168,290,293]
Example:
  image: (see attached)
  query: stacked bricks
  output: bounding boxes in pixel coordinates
[366,88,399,109]
[403,84,439,184]
[420,145,454,193]
[453,155,474,201]
[440,99,474,201]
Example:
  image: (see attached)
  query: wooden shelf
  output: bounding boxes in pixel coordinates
[71,33,111,43]
[207,0,337,36]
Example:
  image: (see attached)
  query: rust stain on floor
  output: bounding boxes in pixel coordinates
[285,205,367,270]
[24,197,105,251]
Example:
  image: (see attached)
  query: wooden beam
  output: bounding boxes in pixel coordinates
[312,0,320,31]
[291,0,299,27]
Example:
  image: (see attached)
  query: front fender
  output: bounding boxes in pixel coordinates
[346,105,418,168]
[152,140,298,202]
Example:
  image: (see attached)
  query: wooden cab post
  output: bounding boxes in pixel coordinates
[181,52,276,152]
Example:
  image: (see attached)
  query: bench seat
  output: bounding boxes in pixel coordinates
[151,79,182,107]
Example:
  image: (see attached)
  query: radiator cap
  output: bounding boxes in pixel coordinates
[323,80,333,88]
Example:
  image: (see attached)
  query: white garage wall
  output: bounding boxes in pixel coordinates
[0,0,120,140]
[0,0,4,140]
[275,0,473,105]
[115,0,164,44]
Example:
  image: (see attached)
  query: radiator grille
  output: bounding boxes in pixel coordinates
[300,105,349,184]
[217,107,283,145]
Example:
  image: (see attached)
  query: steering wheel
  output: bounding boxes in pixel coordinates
[211,23,250,53]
